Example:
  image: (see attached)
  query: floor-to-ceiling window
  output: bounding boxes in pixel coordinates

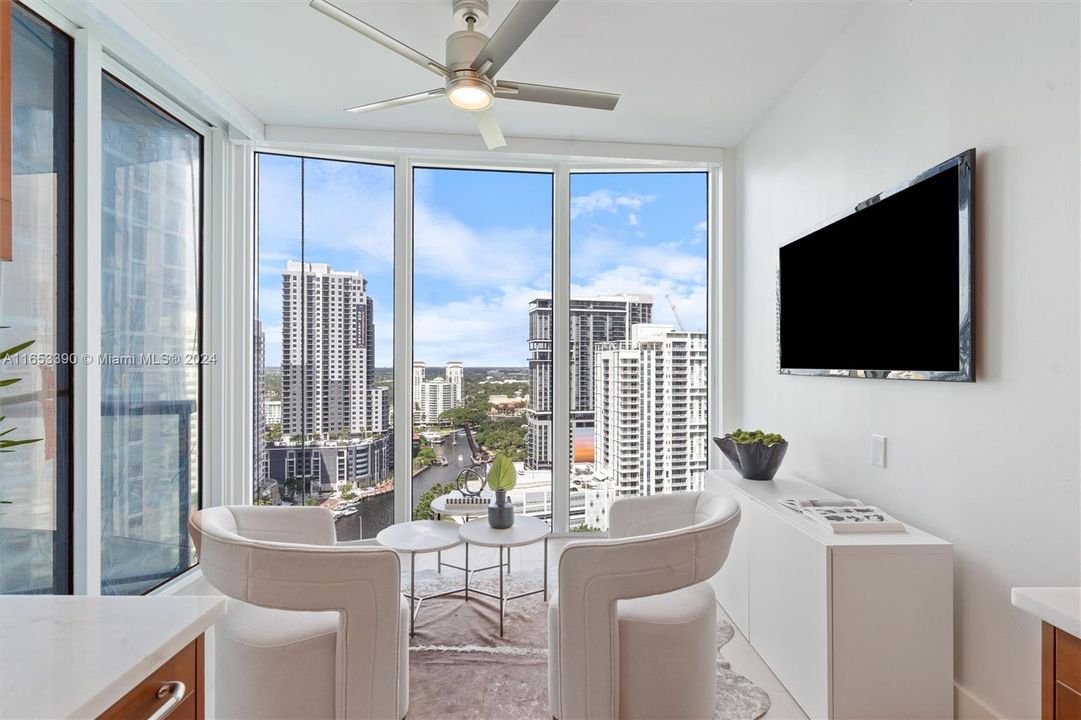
[0,3,73,594]
[253,154,395,541]
[99,74,202,594]
[567,172,709,531]
[411,168,553,523]
[249,160,713,533]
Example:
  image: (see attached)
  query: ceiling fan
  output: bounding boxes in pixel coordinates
[309,0,620,149]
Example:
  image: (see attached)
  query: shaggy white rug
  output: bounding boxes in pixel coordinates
[403,567,771,720]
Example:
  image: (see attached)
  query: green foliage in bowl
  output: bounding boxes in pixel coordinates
[728,428,786,446]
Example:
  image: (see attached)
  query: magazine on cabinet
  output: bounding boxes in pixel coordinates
[777,498,906,533]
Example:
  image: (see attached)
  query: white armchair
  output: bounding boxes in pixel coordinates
[549,491,741,720]
[189,506,409,720]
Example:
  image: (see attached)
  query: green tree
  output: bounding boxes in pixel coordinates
[412,482,457,521]
[413,447,437,471]
[439,405,487,427]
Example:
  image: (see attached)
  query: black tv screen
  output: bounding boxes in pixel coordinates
[778,150,974,382]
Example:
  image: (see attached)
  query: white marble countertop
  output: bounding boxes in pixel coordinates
[1012,587,1081,638]
[0,595,227,719]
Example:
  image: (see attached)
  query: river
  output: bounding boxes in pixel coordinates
[333,429,473,540]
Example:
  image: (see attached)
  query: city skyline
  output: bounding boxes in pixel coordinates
[257,159,707,368]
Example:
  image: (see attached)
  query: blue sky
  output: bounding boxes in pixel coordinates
[257,155,706,368]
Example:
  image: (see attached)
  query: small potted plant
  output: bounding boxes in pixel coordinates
[486,453,516,529]
[714,428,788,481]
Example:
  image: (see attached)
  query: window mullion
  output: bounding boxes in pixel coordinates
[552,165,571,534]
[392,156,413,524]
[72,29,103,595]
[709,163,728,470]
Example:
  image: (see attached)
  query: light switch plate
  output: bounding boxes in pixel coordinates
[871,434,887,468]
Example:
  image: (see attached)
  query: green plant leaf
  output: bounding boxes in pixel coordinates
[485,453,516,492]
[0,378,19,388]
[0,438,41,449]
[0,339,34,360]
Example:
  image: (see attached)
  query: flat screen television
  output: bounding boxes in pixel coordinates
[778,149,974,382]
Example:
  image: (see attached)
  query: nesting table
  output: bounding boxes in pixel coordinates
[375,520,464,636]
[375,514,550,637]
[459,516,550,637]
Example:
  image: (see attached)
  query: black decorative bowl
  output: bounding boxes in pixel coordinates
[713,435,788,481]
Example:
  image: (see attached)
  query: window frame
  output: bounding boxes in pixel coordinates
[249,149,722,535]
[2,0,76,594]
[92,60,208,595]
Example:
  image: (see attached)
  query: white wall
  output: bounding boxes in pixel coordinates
[735,2,1079,718]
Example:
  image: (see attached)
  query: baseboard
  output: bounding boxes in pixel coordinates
[954,682,1006,720]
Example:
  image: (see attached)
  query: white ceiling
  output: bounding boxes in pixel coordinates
[122,0,865,148]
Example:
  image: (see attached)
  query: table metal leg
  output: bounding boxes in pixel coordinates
[464,542,470,601]
[437,549,442,574]
[499,545,505,637]
[543,536,548,602]
[409,551,416,637]
[507,545,511,574]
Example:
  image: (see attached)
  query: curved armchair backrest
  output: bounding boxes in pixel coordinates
[189,506,403,720]
[556,491,740,720]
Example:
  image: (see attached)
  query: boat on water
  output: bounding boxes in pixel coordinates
[422,431,445,444]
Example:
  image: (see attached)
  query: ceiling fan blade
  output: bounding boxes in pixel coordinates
[472,109,507,150]
[495,81,619,111]
[470,0,558,77]
[345,88,445,114]
[310,0,450,78]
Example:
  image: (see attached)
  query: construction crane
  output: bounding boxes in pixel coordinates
[666,294,686,331]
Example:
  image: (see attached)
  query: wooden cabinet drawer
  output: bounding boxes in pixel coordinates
[98,637,201,720]
[1056,682,1081,719]
[1058,629,1081,694]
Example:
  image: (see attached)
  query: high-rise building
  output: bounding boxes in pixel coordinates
[445,361,464,406]
[526,294,652,469]
[264,399,282,427]
[254,321,267,488]
[592,324,708,506]
[281,261,386,438]
[412,360,465,424]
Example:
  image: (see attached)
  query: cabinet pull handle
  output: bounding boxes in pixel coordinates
[147,681,186,720]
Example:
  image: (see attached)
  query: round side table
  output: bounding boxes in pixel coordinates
[459,516,550,637]
[429,491,504,580]
[376,520,463,636]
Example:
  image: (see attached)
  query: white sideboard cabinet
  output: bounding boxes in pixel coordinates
[705,469,954,720]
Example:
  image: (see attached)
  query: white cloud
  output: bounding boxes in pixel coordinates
[628,213,639,227]
[572,231,705,286]
[414,204,550,288]
[413,285,549,367]
[570,190,655,219]
[572,265,707,333]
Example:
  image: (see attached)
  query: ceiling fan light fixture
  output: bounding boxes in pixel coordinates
[446,77,494,111]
